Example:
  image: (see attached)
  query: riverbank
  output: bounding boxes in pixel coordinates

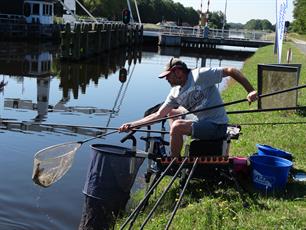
[288,33,306,55]
[117,42,306,229]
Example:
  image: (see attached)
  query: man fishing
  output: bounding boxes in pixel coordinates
[119,57,258,157]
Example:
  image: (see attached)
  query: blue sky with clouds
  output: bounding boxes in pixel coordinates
[173,0,293,24]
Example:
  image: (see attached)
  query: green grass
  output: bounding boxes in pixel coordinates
[288,33,306,42]
[116,43,306,229]
[223,42,306,170]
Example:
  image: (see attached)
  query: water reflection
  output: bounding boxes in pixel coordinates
[0,42,56,76]
[0,79,7,92]
[0,42,142,124]
[0,119,104,137]
[59,47,141,99]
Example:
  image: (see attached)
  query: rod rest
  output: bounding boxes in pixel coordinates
[157,156,230,165]
[120,130,137,145]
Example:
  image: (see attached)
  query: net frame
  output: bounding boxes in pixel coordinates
[32,141,81,187]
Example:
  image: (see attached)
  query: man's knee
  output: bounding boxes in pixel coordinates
[170,120,192,135]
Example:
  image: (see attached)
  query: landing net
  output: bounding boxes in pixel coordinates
[32,142,81,187]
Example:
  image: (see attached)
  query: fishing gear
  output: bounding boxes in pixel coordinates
[138,157,188,230]
[119,158,178,230]
[238,121,306,126]
[129,84,306,129]
[32,130,118,187]
[165,157,199,230]
[227,105,306,114]
[31,83,306,188]
[0,120,169,134]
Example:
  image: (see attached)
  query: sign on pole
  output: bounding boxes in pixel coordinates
[276,0,289,63]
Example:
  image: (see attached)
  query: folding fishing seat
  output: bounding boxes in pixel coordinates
[188,124,241,157]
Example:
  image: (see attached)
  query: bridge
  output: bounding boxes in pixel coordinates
[143,25,274,49]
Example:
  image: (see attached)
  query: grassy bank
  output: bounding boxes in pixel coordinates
[288,33,306,42]
[223,42,306,170]
[117,42,306,229]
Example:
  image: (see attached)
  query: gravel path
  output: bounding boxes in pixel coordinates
[291,38,306,55]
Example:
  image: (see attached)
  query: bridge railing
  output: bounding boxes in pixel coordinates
[160,25,274,41]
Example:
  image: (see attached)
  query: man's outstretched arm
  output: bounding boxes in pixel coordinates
[223,67,258,102]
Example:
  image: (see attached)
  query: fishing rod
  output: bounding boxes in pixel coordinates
[165,157,199,230]
[235,121,306,126]
[0,120,169,134]
[31,84,306,188]
[139,157,189,230]
[227,105,306,114]
[130,84,306,129]
[120,158,178,230]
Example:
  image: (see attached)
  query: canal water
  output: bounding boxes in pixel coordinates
[0,42,251,229]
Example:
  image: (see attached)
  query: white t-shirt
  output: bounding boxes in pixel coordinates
[161,67,228,124]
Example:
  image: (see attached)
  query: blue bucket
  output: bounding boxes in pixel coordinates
[256,144,293,161]
[249,155,292,191]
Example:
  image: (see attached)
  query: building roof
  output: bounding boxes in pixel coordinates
[25,0,56,2]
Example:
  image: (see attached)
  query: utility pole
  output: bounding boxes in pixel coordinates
[221,0,227,38]
[205,0,210,26]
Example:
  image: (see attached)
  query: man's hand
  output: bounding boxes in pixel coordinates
[118,123,133,132]
[247,90,258,104]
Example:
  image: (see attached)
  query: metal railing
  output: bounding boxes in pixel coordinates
[0,14,26,24]
[159,25,274,41]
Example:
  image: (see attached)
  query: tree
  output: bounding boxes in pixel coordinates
[291,0,306,33]
[208,11,226,29]
[77,0,199,25]
[244,19,273,31]
[261,19,273,31]
[228,23,244,30]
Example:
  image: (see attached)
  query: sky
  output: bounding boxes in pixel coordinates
[172,0,294,24]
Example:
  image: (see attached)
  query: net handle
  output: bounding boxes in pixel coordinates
[79,130,119,144]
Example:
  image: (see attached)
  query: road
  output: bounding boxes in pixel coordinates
[291,38,306,55]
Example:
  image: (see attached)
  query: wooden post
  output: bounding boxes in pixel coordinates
[135,25,139,45]
[101,23,106,52]
[105,24,111,51]
[123,24,128,46]
[111,23,115,49]
[72,23,81,60]
[96,24,103,54]
[139,24,143,44]
[61,23,71,59]
[82,24,90,58]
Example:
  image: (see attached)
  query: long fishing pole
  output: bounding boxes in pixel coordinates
[31,84,306,188]
[120,157,177,230]
[5,84,306,135]
[165,157,199,230]
[130,84,306,129]
[139,157,189,230]
[120,158,178,230]
[0,120,170,134]
[78,130,118,144]
[236,121,306,126]
[227,105,306,114]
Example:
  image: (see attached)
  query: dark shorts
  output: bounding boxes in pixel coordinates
[192,120,227,140]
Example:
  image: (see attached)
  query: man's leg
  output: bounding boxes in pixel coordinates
[170,119,193,157]
[168,107,188,127]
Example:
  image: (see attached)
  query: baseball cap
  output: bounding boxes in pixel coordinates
[158,57,188,78]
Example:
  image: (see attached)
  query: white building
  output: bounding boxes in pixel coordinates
[0,0,55,25]
[23,0,55,25]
